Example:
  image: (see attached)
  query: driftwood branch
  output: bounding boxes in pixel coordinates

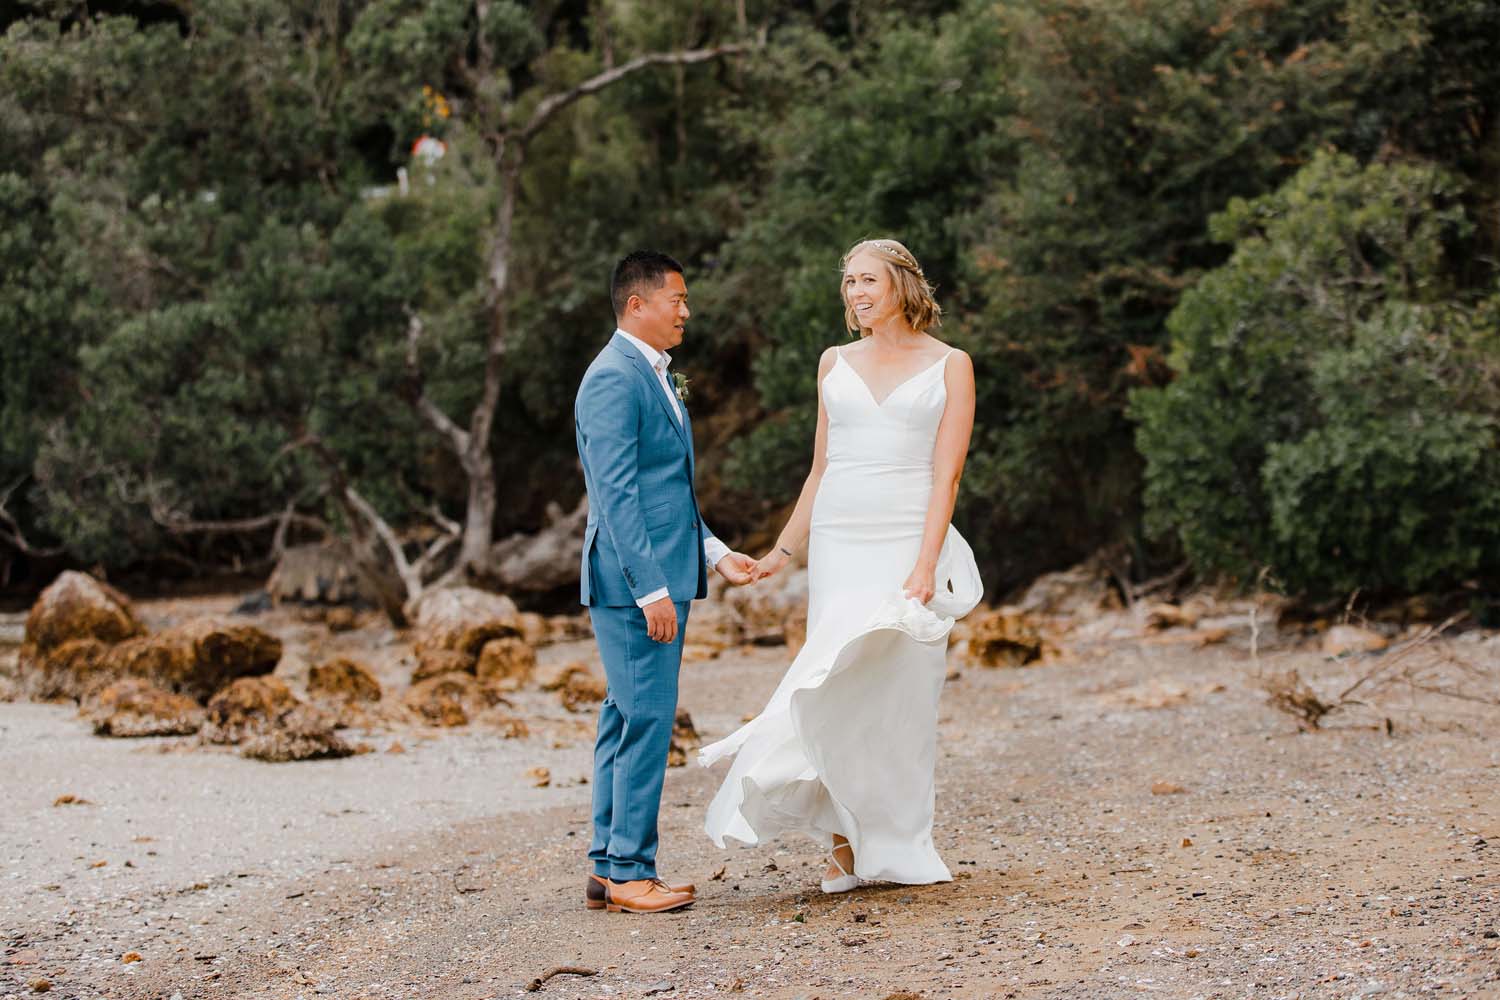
[1262,612,1481,729]
[525,966,596,992]
[1336,612,1465,702]
[488,495,588,592]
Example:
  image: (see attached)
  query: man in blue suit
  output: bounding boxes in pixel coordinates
[575,250,756,914]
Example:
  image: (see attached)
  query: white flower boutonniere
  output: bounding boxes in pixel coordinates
[673,371,690,404]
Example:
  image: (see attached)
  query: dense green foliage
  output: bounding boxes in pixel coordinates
[1133,153,1500,593]
[2,0,1497,600]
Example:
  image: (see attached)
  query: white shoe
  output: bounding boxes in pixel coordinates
[820,851,860,894]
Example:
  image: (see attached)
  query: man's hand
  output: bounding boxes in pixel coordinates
[643,596,678,644]
[715,552,757,586]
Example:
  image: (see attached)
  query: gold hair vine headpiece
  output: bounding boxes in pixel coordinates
[871,241,921,272]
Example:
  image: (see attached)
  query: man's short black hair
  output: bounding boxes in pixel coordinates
[610,250,684,317]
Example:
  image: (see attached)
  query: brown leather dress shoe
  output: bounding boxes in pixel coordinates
[587,873,694,909]
[604,878,695,914]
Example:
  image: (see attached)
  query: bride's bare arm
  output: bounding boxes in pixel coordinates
[752,347,838,581]
[904,350,976,602]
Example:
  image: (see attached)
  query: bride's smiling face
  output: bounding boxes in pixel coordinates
[842,249,898,328]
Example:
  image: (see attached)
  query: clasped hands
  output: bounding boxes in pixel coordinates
[642,551,756,643]
[644,550,936,643]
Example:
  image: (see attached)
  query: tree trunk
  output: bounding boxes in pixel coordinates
[400,34,760,591]
[457,444,497,579]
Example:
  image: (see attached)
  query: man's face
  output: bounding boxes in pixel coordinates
[629,271,690,351]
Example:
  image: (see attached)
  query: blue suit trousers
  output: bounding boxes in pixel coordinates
[588,600,690,881]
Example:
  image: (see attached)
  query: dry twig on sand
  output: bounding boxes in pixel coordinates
[1261,613,1498,728]
[524,966,596,991]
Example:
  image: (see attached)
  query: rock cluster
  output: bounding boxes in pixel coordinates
[203,677,355,762]
[82,679,204,737]
[402,587,534,733]
[15,571,363,761]
[19,574,283,702]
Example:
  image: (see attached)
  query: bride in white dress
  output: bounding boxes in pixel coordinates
[699,238,982,893]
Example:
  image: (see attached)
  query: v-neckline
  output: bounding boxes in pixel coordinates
[837,351,948,408]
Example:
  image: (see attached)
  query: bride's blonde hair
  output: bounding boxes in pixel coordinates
[840,238,942,337]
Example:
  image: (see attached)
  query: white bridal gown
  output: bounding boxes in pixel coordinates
[700,348,984,884]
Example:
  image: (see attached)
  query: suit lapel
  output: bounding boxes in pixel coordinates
[609,333,691,452]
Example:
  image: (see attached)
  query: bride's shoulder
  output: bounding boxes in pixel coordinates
[928,340,974,384]
[926,338,969,364]
[817,343,845,375]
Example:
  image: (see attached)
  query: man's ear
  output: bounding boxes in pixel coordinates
[626,293,644,316]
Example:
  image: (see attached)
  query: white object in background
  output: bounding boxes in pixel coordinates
[411,135,446,165]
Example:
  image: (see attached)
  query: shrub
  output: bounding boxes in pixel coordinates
[1133,151,1500,594]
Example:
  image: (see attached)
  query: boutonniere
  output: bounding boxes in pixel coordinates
[673,371,690,404]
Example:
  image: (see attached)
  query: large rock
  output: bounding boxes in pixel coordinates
[18,573,145,697]
[544,614,593,643]
[1322,624,1389,656]
[404,671,505,727]
[516,612,549,647]
[411,648,473,682]
[240,705,357,762]
[83,679,204,737]
[202,676,299,743]
[307,658,382,703]
[513,612,590,646]
[475,637,536,692]
[966,607,1063,667]
[718,568,808,646]
[102,619,282,702]
[686,598,744,653]
[412,587,521,673]
[558,666,608,713]
[1016,555,1122,618]
[667,708,700,768]
[783,612,808,657]
[22,638,114,701]
[202,676,353,761]
[23,572,144,652]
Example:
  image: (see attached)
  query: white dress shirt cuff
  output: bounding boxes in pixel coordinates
[635,587,671,609]
[703,534,731,570]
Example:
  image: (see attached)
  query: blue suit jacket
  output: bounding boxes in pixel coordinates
[575,333,712,607]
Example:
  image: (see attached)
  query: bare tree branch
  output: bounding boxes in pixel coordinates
[151,507,329,537]
[269,496,302,560]
[343,485,461,611]
[278,433,412,625]
[425,502,461,538]
[343,486,414,579]
[519,39,761,142]
[404,308,472,456]
[145,477,328,536]
[0,477,64,557]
